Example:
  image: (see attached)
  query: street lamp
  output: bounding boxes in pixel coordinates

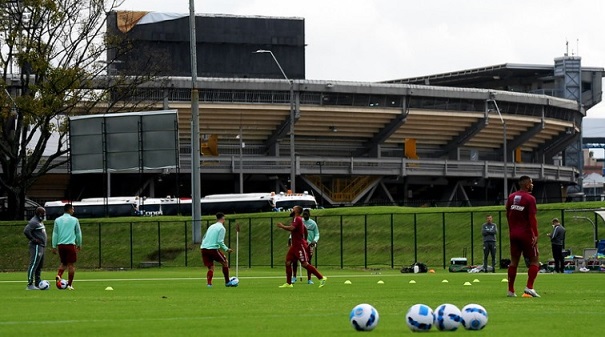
[487,93,507,202]
[189,0,202,243]
[236,127,245,193]
[316,161,324,208]
[254,49,296,193]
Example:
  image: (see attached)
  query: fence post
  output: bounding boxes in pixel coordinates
[270,217,274,268]
[413,213,418,263]
[340,215,344,269]
[442,212,446,270]
[129,222,133,269]
[98,222,102,269]
[498,211,503,268]
[364,214,368,269]
[470,211,474,265]
[390,213,394,269]
[157,221,161,268]
[184,221,188,267]
[248,218,252,268]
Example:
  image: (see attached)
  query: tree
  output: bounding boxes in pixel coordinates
[0,0,163,219]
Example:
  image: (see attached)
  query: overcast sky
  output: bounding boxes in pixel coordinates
[115,0,605,120]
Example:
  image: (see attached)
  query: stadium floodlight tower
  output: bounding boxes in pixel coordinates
[254,49,296,193]
[487,92,507,202]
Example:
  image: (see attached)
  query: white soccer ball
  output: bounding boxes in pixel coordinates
[229,277,239,287]
[460,304,488,330]
[405,304,434,332]
[56,279,68,290]
[38,280,50,290]
[434,303,462,331]
[349,303,379,331]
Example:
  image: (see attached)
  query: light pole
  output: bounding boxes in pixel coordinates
[254,49,296,193]
[488,93,507,202]
[316,161,324,208]
[189,0,202,243]
[237,126,244,193]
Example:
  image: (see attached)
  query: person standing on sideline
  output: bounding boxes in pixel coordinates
[291,208,321,284]
[23,207,47,290]
[482,215,497,273]
[505,176,540,298]
[52,204,82,290]
[201,212,236,287]
[277,205,327,288]
[547,218,566,273]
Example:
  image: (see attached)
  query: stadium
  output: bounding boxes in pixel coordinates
[3,8,605,337]
[26,11,605,208]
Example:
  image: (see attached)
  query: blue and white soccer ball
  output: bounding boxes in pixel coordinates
[349,303,379,331]
[434,303,462,331]
[460,303,488,330]
[38,280,50,290]
[56,278,68,290]
[228,277,239,287]
[405,304,434,332]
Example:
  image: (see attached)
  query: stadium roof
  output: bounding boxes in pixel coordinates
[382,62,604,110]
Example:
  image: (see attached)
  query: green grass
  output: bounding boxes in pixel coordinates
[0,267,603,336]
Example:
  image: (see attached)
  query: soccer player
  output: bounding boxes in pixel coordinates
[481,214,497,273]
[292,208,321,284]
[201,212,236,287]
[294,208,319,284]
[277,205,327,288]
[52,204,82,290]
[23,207,47,290]
[505,176,540,297]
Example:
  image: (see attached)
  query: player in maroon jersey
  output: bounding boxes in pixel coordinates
[276,205,327,288]
[505,176,540,297]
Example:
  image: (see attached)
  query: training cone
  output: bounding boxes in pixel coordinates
[473,279,480,283]
[463,282,472,286]
[522,293,533,298]
[105,286,114,291]
[409,280,416,284]
[429,269,435,273]
[377,280,385,284]
[501,278,508,283]
[344,280,352,285]
[441,279,449,283]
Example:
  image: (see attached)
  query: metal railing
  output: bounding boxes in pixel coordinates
[1,208,601,271]
[190,156,577,183]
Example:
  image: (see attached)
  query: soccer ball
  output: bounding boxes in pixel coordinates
[228,277,239,287]
[434,303,462,331]
[38,280,50,290]
[56,279,68,290]
[349,303,379,331]
[460,304,488,330]
[405,304,434,332]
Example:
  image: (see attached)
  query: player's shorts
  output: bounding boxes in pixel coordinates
[201,248,227,267]
[57,244,78,264]
[286,243,309,264]
[509,235,539,260]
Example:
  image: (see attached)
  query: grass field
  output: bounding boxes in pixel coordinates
[1,267,603,336]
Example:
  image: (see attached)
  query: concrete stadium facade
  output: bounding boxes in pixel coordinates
[54,76,591,208]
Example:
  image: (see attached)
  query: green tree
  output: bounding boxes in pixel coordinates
[0,0,163,219]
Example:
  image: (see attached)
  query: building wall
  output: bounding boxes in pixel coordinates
[107,12,306,79]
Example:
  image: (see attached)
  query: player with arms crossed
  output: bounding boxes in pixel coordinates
[505,176,540,297]
[277,205,327,288]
